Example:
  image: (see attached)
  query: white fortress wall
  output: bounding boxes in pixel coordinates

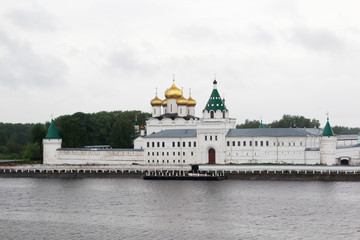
[45,149,144,165]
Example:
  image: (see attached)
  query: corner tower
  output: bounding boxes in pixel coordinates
[320,117,336,165]
[43,119,62,164]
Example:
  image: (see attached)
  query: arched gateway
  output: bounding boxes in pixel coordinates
[208,148,216,164]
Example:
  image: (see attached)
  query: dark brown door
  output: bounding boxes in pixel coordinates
[208,148,215,164]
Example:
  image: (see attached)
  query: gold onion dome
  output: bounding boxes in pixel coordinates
[162,99,167,106]
[187,89,196,106]
[176,95,188,105]
[150,90,163,106]
[165,80,183,99]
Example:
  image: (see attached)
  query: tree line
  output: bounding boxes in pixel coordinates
[0,113,359,160]
[236,114,360,134]
[0,110,149,160]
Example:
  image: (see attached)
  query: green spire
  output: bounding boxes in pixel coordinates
[259,120,264,128]
[45,120,60,139]
[203,80,228,113]
[322,117,334,136]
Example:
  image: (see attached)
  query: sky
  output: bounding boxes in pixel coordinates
[0,0,359,127]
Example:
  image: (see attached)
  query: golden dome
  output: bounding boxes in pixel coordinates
[165,80,183,99]
[187,89,196,106]
[187,96,196,106]
[162,99,167,106]
[176,95,188,105]
[150,90,163,106]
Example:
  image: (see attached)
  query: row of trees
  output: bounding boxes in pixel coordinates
[1,113,359,160]
[0,110,149,160]
[236,114,360,134]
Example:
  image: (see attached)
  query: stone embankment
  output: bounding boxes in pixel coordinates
[0,164,360,181]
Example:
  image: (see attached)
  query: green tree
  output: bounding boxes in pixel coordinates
[109,119,135,148]
[55,115,88,148]
[23,142,41,160]
[270,114,320,128]
[236,119,261,129]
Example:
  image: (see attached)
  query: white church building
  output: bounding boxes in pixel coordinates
[43,77,360,166]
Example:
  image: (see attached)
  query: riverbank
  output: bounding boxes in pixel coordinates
[0,164,360,181]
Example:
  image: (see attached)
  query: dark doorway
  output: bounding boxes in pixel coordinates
[208,148,215,164]
[340,159,349,165]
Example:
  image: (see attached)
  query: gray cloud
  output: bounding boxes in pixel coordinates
[5,7,58,32]
[290,28,344,53]
[108,49,158,75]
[0,30,67,88]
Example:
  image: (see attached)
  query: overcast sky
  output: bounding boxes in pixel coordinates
[1,0,359,127]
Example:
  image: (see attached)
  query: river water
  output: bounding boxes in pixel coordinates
[0,178,359,240]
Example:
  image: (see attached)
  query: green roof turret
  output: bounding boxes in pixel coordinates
[45,119,60,139]
[203,79,228,113]
[322,117,334,136]
[259,120,264,128]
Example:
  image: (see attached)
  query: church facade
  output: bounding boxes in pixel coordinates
[43,77,360,165]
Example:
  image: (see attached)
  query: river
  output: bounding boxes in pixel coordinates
[0,178,359,239]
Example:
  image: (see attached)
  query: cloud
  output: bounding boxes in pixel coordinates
[5,6,58,32]
[0,30,68,88]
[290,28,344,53]
[108,48,159,75]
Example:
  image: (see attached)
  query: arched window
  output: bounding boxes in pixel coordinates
[210,111,214,119]
[223,111,226,118]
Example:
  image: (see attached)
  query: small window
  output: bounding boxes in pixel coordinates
[243,141,246,146]
[183,152,185,156]
[255,141,258,147]
[183,160,185,163]
[147,152,150,156]
[223,111,226,118]
[266,141,269,146]
[152,142,154,147]
[250,141,252,146]
[157,152,159,156]
[210,111,214,119]
[157,142,160,147]
[178,160,180,163]
[172,142,175,147]
[210,136,213,141]
[205,136,207,141]
[189,142,191,147]
[173,160,175,163]
[162,152,164,156]
[227,141,230,146]
[152,152,154,156]
[233,141,235,146]
[261,141,263,147]
[147,142,150,147]
[191,152,193,156]
[183,142,185,147]
[238,141,240,146]
[173,152,175,156]
[178,152,180,156]
[162,142,165,147]
[178,142,180,147]
[167,152,169,156]
[215,136,218,141]
[194,142,196,147]
[167,160,169,163]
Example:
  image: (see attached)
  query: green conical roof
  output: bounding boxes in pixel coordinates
[203,80,228,113]
[259,120,264,128]
[322,117,334,136]
[45,120,60,139]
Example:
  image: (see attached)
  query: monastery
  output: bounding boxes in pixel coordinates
[43,77,360,165]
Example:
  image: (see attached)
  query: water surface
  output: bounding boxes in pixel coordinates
[0,178,359,239]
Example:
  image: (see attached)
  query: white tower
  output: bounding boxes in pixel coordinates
[43,120,62,164]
